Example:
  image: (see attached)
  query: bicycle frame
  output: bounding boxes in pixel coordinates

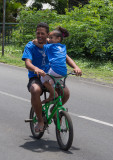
[31,72,75,131]
[25,72,75,151]
[42,95,66,130]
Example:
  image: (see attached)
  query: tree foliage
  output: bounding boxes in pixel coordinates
[0,0,22,22]
[30,0,89,14]
[29,1,43,10]
[12,0,113,60]
[69,0,89,8]
[15,0,28,4]
[29,0,68,14]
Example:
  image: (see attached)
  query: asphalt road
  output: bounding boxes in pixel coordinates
[0,63,113,160]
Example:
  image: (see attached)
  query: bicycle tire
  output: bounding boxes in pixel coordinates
[30,107,44,139]
[56,111,73,151]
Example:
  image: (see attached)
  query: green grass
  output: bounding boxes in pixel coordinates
[0,45,113,84]
[0,45,24,67]
[73,58,113,84]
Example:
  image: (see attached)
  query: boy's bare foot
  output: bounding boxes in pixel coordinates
[35,122,44,132]
[41,96,58,104]
[41,92,58,104]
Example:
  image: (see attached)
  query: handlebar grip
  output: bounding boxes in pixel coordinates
[71,72,76,75]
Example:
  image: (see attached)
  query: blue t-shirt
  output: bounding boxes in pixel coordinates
[44,43,67,76]
[22,41,50,78]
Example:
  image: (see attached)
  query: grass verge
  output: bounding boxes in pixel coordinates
[0,45,24,67]
[0,45,113,84]
[73,58,113,84]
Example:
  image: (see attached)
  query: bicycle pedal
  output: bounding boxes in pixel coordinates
[24,119,33,122]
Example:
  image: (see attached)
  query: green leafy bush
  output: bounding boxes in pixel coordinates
[12,0,113,60]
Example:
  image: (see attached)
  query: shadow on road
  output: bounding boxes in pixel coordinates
[20,136,80,153]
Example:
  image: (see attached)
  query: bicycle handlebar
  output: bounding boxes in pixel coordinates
[66,72,76,76]
[45,71,76,88]
[46,71,76,78]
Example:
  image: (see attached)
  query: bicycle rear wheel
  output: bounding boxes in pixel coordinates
[30,107,44,139]
[56,111,73,151]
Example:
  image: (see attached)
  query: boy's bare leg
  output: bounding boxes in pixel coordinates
[30,83,44,132]
[42,81,58,104]
[62,86,70,105]
[50,85,70,121]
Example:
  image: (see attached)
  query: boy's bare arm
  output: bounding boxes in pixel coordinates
[32,39,43,48]
[32,38,50,47]
[66,55,82,76]
[25,59,46,76]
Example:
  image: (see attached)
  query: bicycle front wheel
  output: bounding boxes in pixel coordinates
[56,111,74,151]
[30,107,44,139]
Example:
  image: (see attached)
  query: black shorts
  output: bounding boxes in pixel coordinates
[27,77,45,95]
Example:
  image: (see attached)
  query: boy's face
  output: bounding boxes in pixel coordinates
[36,27,48,44]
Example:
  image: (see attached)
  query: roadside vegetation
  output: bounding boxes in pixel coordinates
[0,45,113,84]
[13,0,113,61]
[0,0,113,84]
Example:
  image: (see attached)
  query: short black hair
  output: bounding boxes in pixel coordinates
[36,22,49,33]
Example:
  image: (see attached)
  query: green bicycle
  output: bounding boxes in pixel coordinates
[25,72,75,151]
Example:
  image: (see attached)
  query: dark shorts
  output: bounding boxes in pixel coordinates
[27,77,66,96]
[27,77,45,95]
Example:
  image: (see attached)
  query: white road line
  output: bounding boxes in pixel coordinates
[0,91,30,102]
[69,112,113,127]
[0,90,113,128]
